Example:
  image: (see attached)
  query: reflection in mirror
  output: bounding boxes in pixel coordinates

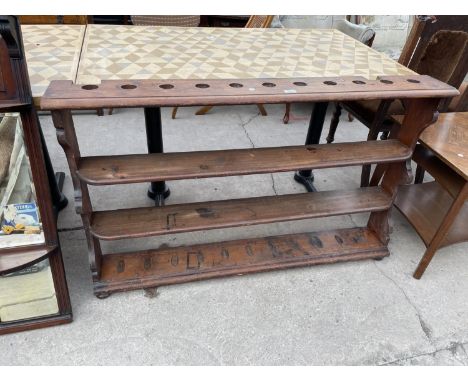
[0,258,59,323]
[0,113,44,249]
[0,113,58,323]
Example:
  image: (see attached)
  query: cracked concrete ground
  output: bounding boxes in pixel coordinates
[1,103,467,365]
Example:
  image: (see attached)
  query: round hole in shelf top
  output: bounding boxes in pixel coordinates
[407,79,420,83]
[159,84,174,89]
[352,80,366,85]
[229,83,243,88]
[121,84,137,90]
[195,83,210,88]
[82,84,99,90]
[262,82,276,87]
[293,81,307,86]
[323,81,337,86]
[380,79,394,84]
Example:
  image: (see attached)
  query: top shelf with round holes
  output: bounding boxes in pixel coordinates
[41,75,459,110]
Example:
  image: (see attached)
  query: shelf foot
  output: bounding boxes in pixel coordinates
[95,291,111,299]
[144,287,159,298]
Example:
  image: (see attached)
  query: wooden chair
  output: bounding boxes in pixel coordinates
[130,15,200,27]
[448,82,468,112]
[244,15,274,28]
[173,15,274,119]
[393,113,468,279]
[326,16,468,188]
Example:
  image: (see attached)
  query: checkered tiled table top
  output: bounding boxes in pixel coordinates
[22,25,85,100]
[76,25,414,85]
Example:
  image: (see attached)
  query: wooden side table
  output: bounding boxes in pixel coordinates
[394,112,468,278]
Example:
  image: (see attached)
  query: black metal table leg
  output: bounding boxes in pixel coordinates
[39,120,68,215]
[144,107,170,206]
[294,102,329,192]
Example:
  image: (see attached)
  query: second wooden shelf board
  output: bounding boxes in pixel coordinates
[394,181,468,248]
[90,187,392,240]
[77,140,412,185]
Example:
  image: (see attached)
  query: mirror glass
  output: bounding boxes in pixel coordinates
[0,258,59,323]
[0,113,45,248]
[0,113,58,323]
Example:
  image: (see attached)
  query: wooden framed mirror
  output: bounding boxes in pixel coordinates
[0,15,71,335]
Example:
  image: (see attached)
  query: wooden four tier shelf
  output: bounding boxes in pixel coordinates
[41,75,458,298]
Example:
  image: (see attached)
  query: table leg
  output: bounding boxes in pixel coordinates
[413,182,468,279]
[360,100,393,187]
[144,107,170,206]
[294,102,329,192]
[39,119,68,215]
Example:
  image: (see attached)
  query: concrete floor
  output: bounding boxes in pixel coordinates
[1,103,467,365]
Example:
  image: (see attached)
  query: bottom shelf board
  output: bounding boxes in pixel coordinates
[394,181,468,248]
[95,227,388,295]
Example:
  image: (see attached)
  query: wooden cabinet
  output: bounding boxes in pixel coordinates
[0,16,71,335]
